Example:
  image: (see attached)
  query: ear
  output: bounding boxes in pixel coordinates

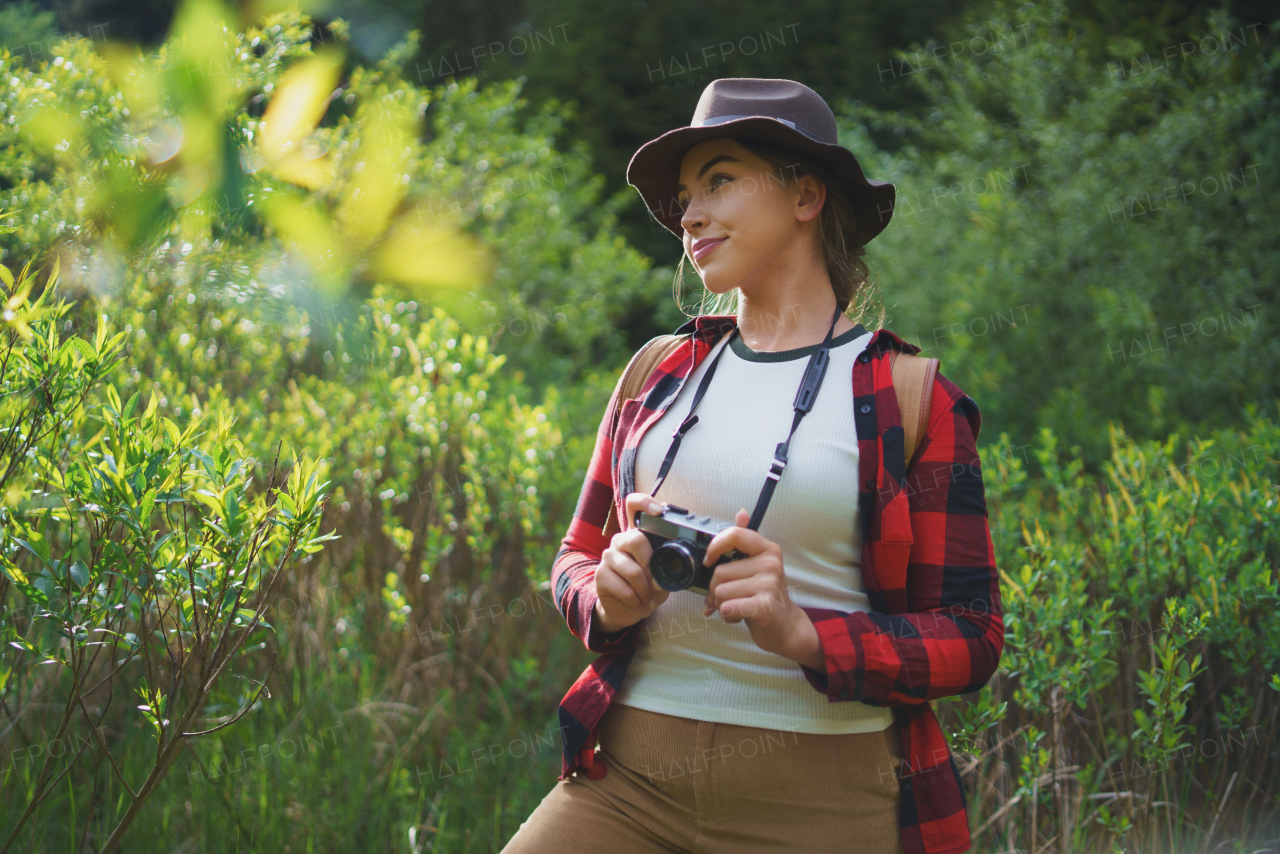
[794,174,826,224]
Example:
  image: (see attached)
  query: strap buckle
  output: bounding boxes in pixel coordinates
[766,451,788,482]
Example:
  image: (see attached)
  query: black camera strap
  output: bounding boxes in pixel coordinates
[649,304,842,532]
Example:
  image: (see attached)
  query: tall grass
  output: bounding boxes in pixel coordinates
[111,410,1280,853]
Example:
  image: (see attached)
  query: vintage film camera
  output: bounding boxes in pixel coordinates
[633,502,749,594]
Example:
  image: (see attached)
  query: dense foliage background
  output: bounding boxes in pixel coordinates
[0,0,1277,851]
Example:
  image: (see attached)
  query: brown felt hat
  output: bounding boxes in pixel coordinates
[627,77,896,245]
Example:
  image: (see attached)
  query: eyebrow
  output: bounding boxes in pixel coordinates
[676,155,743,192]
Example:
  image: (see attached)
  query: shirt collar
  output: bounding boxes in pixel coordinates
[673,314,922,356]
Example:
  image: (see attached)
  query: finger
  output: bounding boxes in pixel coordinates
[604,547,660,608]
[718,591,778,624]
[615,528,654,561]
[703,556,767,613]
[614,530,658,591]
[597,561,647,612]
[625,492,663,522]
[604,547,654,605]
[621,494,663,591]
[707,555,766,587]
[706,577,772,618]
[704,513,766,566]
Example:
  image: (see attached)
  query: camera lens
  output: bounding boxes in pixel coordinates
[650,540,698,591]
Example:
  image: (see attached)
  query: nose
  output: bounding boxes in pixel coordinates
[679,192,706,234]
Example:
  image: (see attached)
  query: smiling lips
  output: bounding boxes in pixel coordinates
[692,236,727,262]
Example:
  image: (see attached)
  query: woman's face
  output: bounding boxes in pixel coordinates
[676,137,824,296]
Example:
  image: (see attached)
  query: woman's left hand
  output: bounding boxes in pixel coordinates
[702,509,825,671]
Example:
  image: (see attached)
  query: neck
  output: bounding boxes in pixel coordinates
[733,265,855,352]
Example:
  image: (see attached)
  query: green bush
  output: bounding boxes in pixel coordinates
[0,257,332,851]
[964,415,1279,850]
[842,0,1279,468]
[0,1,57,57]
[0,4,612,846]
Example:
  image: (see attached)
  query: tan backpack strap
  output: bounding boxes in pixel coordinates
[889,350,940,469]
[622,335,686,403]
[601,333,690,538]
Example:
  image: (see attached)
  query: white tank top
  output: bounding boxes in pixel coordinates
[614,324,894,733]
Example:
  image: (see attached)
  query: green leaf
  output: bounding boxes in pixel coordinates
[69,338,97,362]
[236,608,270,630]
[143,452,164,485]
[69,561,89,588]
[162,417,182,445]
[189,448,216,476]
[1,562,29,584]
[224,490,241,533]
[11,537,50,567]
[138,486,159,530]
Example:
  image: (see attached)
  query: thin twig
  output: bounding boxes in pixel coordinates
[73,692,136,799]
[1203,772,1239,849]
[182,651,277,737]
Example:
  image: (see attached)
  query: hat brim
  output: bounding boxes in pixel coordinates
[626,116,896,245]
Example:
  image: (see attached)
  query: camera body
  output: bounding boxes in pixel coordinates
[633,502,748,594]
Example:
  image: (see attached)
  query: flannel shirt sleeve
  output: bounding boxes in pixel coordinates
[550,370,642,654]
[798,384,1005,705]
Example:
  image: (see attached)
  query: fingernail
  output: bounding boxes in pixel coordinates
[648,500,662,513]
[650,577,662,592]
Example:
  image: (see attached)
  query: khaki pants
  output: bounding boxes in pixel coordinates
[502,702,906,853]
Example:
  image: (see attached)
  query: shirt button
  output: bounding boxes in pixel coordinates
[839,688,849,699]
[860,404,872,413]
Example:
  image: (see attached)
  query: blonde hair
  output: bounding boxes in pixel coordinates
[672,136,885,330]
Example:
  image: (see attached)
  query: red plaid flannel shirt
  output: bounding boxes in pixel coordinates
[550,314,1004,854]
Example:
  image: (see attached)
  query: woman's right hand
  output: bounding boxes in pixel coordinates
[592,492,671,635]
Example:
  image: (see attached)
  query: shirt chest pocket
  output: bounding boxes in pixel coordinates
[879,487,914,546]
[872,487,914,594]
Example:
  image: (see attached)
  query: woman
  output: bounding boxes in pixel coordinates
[504,78,1004,854]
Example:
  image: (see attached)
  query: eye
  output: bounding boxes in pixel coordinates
[677,172,733,214]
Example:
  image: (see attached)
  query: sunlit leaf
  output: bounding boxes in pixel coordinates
[333,109,410,248]
[266,151,337,190]
[371,212,486,292]
[258,47,344,160]
[166,0,238,108]
[0,563,29,585]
